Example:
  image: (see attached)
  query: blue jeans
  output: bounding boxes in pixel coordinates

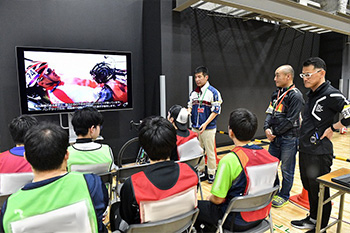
[268,135,298,200]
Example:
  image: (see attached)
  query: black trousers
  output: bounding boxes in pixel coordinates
[299,152,333,228]
[195,200,261,233]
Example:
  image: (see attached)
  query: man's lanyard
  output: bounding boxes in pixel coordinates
[198,86,208,107]
[273,84,295,112]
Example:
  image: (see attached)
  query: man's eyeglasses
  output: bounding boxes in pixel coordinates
[299,70,322,79]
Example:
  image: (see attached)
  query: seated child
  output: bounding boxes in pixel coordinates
[0,115,38,173]
[67,107,116,173]
[195,108,279,232]
[120,116,199,225]
[1,123,108,232]
[167,104,203,160]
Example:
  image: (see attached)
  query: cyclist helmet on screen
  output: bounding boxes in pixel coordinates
[25,62,51,87]
[90,62,115,84]
[90,61,127,84]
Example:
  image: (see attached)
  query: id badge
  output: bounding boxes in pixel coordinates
[342,105,350,119]
[198,107,204,113]
[266,105,273,114]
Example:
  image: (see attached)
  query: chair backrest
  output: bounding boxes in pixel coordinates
[126,208,199,233]
[178,153,203,169]
[98,171,117,202]
[0,173,34,195]
[226,186,278,213]
[139,186,197,223]
[117,137,141,167]
[246,162,278,195]
[70,163,111,174]
[9,200,95,233]
[217,185,279,233]
[177,138,203,160]
[98,171,117,184]
[117,163,150,184]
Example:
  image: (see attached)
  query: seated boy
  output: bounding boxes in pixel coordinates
[195,108,279,232]
[119,116,199,225]
[0,123,109,232]
[167,105,203,161]
[0,115,38,173]
[67,107,116,173]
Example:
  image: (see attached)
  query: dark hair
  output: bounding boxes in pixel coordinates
[24,122,69,171]
[194,66,209,76]
[228,108,257,141]
[138,116,176,161]
[72,107,104,136]
[9,115,38,144]
[302,57,327,71]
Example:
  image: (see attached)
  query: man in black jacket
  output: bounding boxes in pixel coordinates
[264,65,304,208]
[291,57,350,233]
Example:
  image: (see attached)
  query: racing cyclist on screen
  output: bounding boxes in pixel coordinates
[25,61,99,105]
[90,61,128,104]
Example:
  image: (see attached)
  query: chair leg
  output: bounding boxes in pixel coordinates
[199,181,204,200]
[197,171,204,200]
[268,213,273,232]
[216,221,223,233]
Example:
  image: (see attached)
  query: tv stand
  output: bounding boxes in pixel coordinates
[59,113,77,144]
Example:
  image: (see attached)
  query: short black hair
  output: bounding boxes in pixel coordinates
[194,66,209,76]
[228,108,257,141]
[138,116,176,161]
[72,107,104,136]
[24,122,69,171]
[302,57,327,71]
[9,115,38,144]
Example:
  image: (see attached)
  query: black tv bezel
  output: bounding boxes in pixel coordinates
[16,46,133,115]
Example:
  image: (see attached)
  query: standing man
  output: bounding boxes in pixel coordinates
[188,66,223,183]
[291,57,350,232]
[264,65,304,208]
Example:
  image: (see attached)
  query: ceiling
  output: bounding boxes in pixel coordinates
[174,0,350,36]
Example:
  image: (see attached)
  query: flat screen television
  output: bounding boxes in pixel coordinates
[16,46,132,115]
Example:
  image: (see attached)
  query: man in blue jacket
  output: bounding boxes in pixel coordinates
[188,66,223,183]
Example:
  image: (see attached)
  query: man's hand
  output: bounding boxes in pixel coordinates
[198,112,218,134]
[187,108,192,116]
[265,129,276,142]
[320,127,333,140]
[321,122,345,140]
[199,123,208,134]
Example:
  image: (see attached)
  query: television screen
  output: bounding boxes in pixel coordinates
[16,46,132,115]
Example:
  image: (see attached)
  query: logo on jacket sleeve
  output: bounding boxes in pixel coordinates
[315,104,323,113]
